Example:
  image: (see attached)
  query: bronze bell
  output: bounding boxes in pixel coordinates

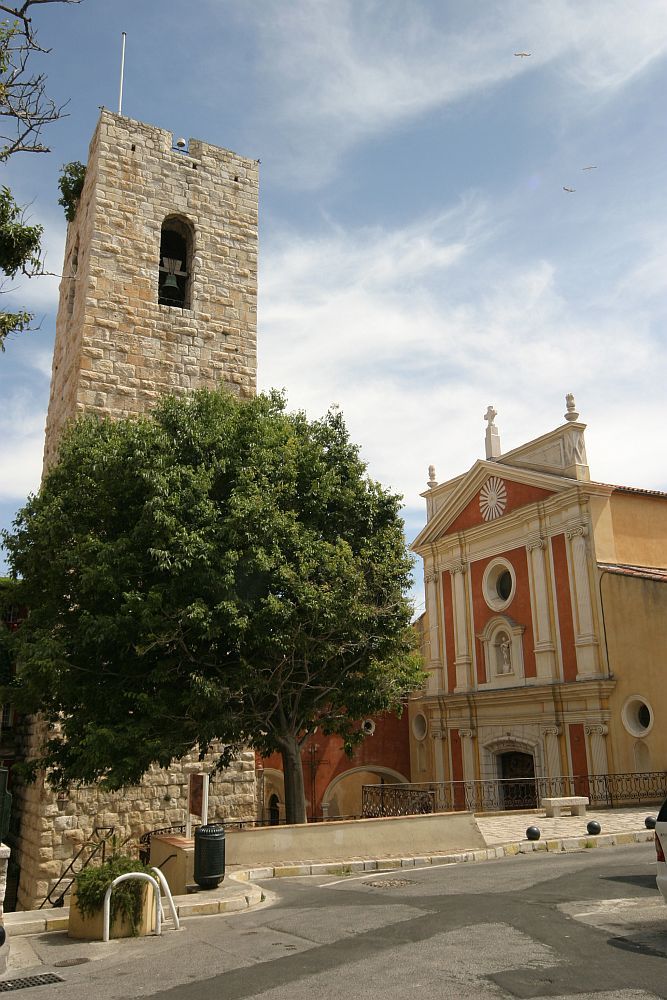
[161,273,180,297]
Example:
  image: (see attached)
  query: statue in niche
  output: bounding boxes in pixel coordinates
[496,633,512,675]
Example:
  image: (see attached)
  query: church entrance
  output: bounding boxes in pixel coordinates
[499,751,536,809]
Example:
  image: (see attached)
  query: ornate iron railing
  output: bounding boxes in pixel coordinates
[362,771,667,817]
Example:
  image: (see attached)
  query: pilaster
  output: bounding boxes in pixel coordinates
[585,724,609,775]
[448,561,471,692]
[566,523,600,679]
[541,726,561,777]
[526,536,557,680]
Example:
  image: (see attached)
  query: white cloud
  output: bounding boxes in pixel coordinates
[0,391,45,502]
[258,205,667,525]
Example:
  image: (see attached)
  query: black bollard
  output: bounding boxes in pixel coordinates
[526,826,541,841]
[587,820,601,835]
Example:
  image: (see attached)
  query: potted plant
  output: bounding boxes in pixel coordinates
[68,854,157,940]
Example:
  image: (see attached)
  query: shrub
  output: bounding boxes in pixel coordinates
[57,161,86,223]
[74,855,154,935]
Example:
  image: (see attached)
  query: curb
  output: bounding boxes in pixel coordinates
[2,872,263,938]
[240,827,656,880]
[2,828,654,937]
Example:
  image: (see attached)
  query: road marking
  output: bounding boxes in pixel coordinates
[322,863,457,887]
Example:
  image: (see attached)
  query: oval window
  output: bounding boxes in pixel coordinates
[412,713,428,741]
[621,696,653,738]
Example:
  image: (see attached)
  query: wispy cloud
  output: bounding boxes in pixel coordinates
[259,201,667,514]
[233,0,667,185]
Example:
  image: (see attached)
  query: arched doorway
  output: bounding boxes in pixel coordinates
[321,766,409,819]
[268,793,280,826]
[499,751,536,809]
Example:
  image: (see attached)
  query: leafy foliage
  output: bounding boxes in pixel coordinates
[57,160,85,222]
[0,184,42,349]
[0,576,21,686]
[3,389,423,821]
[0,1,81,349]
[74,855,154,935]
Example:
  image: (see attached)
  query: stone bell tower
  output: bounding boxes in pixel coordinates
[43,109,258,468]
[12,112,259,911]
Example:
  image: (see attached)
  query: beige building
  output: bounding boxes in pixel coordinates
[409,397,667,809]
[12,111,259,909]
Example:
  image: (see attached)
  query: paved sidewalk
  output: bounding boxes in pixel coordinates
[476,805,658,845]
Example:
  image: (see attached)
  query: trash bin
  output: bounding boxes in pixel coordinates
[194,823,225,890]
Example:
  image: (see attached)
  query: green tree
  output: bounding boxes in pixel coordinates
[3,390,423,823]
[0,1,81,350]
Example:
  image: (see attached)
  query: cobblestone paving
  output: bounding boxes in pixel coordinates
[476,806,658,845]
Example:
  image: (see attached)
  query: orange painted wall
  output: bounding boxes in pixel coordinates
[470,545,537,679]
[259,710,411,818]
[551,533,577,681]
[445,481,554,536]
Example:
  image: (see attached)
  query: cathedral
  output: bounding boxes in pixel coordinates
[408,399,667,807]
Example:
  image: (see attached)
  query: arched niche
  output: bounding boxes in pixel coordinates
[477,615,525,687]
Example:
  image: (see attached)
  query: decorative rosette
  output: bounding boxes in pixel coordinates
[479,476,507,521]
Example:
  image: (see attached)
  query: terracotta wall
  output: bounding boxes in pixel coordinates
[470,545,537,680]
[259,709,411,819]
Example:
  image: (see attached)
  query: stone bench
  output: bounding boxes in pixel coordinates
[541,796,589,818]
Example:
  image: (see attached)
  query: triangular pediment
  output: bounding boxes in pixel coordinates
[412,461,577,552]
[498,422,589,481]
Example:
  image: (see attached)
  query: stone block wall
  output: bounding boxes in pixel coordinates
[14,715,256,909]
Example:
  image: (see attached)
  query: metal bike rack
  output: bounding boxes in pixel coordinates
[151,866,180,931]
[102,872,161,943]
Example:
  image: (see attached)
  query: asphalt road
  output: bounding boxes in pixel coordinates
[20,843,667,999]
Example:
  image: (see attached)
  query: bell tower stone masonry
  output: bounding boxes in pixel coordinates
[44,110,258,469]
[13,113,259,911]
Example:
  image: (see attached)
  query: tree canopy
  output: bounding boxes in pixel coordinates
[0,0,81,349]
[3,390,423,822]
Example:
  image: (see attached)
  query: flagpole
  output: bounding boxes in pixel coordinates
[118,31,127,115]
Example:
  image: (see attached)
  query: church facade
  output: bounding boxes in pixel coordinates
[408,398,667,808]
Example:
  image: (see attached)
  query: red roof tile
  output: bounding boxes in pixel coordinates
[598,562,667,581]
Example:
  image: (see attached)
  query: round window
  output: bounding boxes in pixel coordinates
[412,713,428,741]
[482,559,516,611]
[621,696,653,738]
[496,571,512,601]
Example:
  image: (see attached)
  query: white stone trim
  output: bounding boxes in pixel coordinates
[476,615,526,688]
[482,557,516,613]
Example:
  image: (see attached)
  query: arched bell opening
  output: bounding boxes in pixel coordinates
[158,215,193,308]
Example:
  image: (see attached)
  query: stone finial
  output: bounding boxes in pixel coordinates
[564,393,579,422]
[484,405,501,460]
[427,464,438,489]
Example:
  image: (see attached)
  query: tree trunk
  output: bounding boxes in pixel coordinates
[279,735,307,824]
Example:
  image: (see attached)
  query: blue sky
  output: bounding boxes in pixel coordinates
[2,1,667,613]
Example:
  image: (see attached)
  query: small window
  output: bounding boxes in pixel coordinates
[158,216,193,308]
